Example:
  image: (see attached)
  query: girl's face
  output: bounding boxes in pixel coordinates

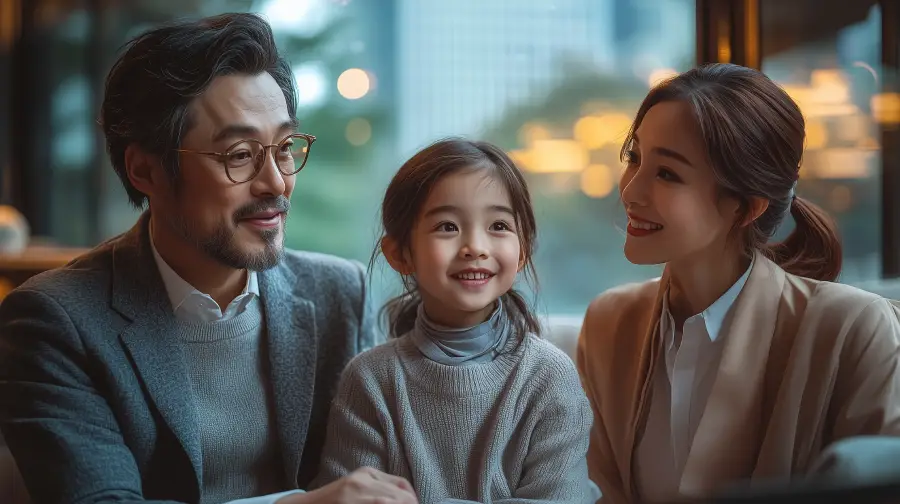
[393,169,524,328]
[619,100,742,267]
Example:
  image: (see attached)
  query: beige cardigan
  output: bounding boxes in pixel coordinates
[576,254,900,503]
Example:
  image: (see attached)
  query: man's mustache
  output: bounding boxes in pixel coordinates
[233,196,291,223]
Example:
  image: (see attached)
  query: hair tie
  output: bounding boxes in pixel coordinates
[782,181,797,220]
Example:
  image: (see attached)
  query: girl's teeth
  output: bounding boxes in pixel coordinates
[457,272,490,280]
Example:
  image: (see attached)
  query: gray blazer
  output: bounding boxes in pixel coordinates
[0,214,378,504]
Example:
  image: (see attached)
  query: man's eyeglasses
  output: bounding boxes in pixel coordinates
[176,133,317,184]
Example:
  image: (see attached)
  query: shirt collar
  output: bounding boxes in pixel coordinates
[148,223,258,313]
[700,259,752,340]
[661,257,753,342]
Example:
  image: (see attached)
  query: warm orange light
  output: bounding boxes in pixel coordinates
[345,118,371,146]
[805,148,873,179]
[337,68,371,100]
[573,116,608,149]
[518,122,551,147]
[0,0,19,51]
[527,140,588,174]
[581,164,615,198]
[716,28,731,63]
[782,70,857,118]
[835,114,868,142]
[810,69,850,104]
[805,120,828,150]
[872,93,900,125]
[647,68,678,88]
[508,149,534,172]
[594,113,633,148]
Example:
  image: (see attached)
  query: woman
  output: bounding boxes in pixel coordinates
[577,63,900,504]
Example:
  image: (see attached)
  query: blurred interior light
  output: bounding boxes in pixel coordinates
[518,123,551,147]
[805,148,874,179]
[293,63,329,108]
[851,61,879,84]
[872,93,900,125]
[805,120,828,150]
[647,68,678,88]
[581,164,615,198]
[346,118,372,146]
[257,0,329,36]
[527,139,588,174]
[337,68,371,100]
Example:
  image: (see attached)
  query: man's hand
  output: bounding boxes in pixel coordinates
[278,467,418,504]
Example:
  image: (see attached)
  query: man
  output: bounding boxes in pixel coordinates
[0,13,416,504]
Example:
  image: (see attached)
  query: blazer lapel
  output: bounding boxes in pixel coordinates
[259,263,317,487]
[111,214,203,494]
[623,271,670,498]
[679,254,785,496]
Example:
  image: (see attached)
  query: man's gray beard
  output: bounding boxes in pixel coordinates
[169,214,284,272]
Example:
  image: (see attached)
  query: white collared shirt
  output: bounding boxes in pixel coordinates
[635,261,752,503]
[149,232,259,323]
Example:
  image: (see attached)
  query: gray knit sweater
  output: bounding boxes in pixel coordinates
[312,328,594,504]
[176,299,283,504]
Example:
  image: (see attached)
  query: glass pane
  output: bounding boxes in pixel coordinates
[259,0,697,316]
[22,1,95,246]
[760,1,882,282]
[91,0,697,318]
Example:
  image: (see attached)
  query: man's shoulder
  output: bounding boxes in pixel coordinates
[280,249,365,290]
[282,249,364,276]
[13,240,118,304]
[0,240,122,335]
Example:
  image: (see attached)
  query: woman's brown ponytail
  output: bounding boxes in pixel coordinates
[766,195,843,281]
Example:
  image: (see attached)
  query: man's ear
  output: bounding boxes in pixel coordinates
[124,144,166,199]
[381,236,414,275]
[739,196,770,227]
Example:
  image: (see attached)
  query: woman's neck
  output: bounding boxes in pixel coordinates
[666,249,751,328]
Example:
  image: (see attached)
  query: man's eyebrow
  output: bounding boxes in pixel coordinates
[212,119,299,143]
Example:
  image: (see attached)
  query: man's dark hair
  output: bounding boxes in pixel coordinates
[99,13,298,208]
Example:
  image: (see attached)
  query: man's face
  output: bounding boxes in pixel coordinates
[154,72,298,271]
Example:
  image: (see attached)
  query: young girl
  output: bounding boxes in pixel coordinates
[312,138,595,504]
[577,63,900,504]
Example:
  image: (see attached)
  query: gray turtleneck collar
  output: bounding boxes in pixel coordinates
[409,301,511,366]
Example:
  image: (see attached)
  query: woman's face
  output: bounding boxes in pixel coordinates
[619,100,742,266]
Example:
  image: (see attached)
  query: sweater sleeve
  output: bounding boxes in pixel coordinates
[308,356,390,489]
[439,354,596,504]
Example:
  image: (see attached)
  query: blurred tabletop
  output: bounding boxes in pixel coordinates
[0,246,88,300]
